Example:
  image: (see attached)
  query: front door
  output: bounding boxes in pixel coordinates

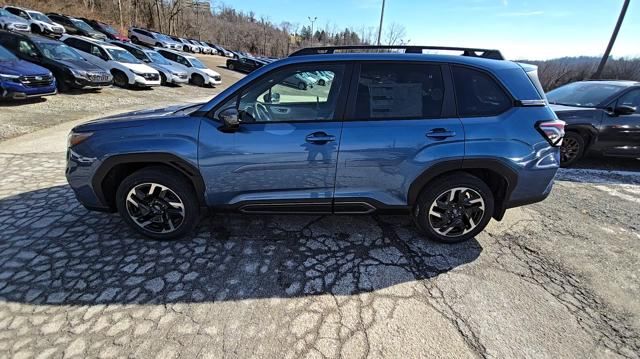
[597,89,640,156]
[198,62,349,212]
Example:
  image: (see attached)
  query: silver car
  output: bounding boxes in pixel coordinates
[0,8,30,32]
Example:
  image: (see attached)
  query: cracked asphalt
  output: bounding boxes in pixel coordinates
[0,65,639,357]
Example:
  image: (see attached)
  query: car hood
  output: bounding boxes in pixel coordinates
[0,14,29,25]
[201,68,220,77]
[74,103,205,131]
[121,62,157,74]
[549,104,600,124]
[0,59,50,76]
[54,58,106,72]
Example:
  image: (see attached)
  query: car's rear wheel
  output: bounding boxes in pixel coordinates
[560,132,585,168]
[413,173,494,243]
[298,82,307,90]
[191,74,205,87]
[112,70,129,88]
[115,167,200,240]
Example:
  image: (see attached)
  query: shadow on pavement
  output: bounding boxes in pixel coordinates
[0,185,482,306]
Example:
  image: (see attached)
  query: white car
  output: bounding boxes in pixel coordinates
[187,39,208,54]
[156,48,221,87]
[172,37,199,53]
[61,35,160,88]
[197,41,217,55]
[0,8,30,32]
[3,7,65,36]
[128,28,181,50]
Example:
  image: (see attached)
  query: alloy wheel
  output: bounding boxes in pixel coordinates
[560,136,580,163]
[125,183,185,234]
[427,187,485,238]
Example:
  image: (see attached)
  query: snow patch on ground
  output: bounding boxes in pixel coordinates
[556,168,640,186]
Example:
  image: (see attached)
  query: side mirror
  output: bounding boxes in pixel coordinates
[29,52,40,59]
[218,107,240,131]
[613,105,636,116]
[262,92,280,104]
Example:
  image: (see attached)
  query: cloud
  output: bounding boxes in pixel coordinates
[497,10,545,17]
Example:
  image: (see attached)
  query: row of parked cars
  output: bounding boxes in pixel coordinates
[0,5,230,101]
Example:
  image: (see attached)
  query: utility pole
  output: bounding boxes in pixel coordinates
[376,0,386,45]
[593,0,630,79]
[308,16,317,46]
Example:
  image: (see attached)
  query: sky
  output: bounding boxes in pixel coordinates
[211,0,640,60]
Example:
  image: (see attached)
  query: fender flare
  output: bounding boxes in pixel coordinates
[91,153,206,209]
[407,158,519,219]
[564,124,599,147]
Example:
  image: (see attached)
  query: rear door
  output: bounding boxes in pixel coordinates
[598,88,640,156]
[335,61,464,210]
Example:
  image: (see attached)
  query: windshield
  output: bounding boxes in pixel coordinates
[547,82,626,107]
[38,42,86,61]
[0,46,18,61]
[189,57,206,69]
[28,12,53,24]
[71,19,95,32]
[146,51,170,65]
[106,48,141,64]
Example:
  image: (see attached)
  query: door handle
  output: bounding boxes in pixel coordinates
[306,132,336,144]
[426,128,456,139]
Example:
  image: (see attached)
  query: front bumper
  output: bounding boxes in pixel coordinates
[206,76,222,85]
[70,77,113,89]
[1,81,57,100]
[169,74,189,84]
[133,74,161,87]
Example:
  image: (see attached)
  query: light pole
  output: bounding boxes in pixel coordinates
[308,16,317,46]
[376,0,386,45]
[594,0,630,79]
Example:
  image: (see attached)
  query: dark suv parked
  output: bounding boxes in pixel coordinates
[45,13,106,41]
[0,30,112,91]
[547,80,640,166]
[66,45,564,243]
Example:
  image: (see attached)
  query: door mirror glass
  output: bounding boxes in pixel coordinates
[262,92,280,104]
[614,105,637,116]
[218,107,240,131]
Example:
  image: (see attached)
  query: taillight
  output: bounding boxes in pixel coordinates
[536,120,565,147]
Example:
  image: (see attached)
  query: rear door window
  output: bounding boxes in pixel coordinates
[351,62,445,120]
[452,66,511,117]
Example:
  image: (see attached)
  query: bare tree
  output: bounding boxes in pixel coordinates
[384,22,406,46]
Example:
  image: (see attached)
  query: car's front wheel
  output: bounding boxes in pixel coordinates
[112,70,129,88]
[560,131,585,168]
[413,173,494,243]
[115,167,201,240]
[227,62,235,71]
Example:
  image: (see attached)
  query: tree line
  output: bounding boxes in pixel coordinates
[0,0,408,57]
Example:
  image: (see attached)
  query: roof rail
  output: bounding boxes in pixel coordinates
[289,45,504,60]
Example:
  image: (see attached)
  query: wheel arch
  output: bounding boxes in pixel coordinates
[408,159,518,221]
[565,124,596,148]
[92,153,206,211]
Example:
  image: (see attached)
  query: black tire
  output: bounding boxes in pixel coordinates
[115,167,201,240]
[413,172,494,244]
[112,70,129,88]
[30,24,41,34]
[56,77,70,92]
[159,72,167,86]
[131,36,139,44]
[191,74,205,87]
[318,79,326,86]
[298,82,306,90]
[227,62,235,71]
[560,132,585,168]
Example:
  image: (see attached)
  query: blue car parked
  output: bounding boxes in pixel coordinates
[66,45,564,243]
[0,45,56,100]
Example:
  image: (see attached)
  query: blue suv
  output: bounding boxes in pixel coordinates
[66,45,564,243]
[0,44,56,100]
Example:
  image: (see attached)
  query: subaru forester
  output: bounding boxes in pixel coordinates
[66,45,564,243]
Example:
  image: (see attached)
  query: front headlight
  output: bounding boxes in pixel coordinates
[68,132,93,148]
[0,73,20,82]
[70,68,88,79]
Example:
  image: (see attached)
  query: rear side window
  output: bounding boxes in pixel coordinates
[452,66,511,117]
[353,63,444,119]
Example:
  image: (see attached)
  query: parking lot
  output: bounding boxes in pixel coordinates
[1,55,640,358]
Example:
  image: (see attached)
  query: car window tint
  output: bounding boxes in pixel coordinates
[618,90,640,112]
[17,40,36,56]
[452,66,511,117]
[237,64,345,123]
[353,63,444,119]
